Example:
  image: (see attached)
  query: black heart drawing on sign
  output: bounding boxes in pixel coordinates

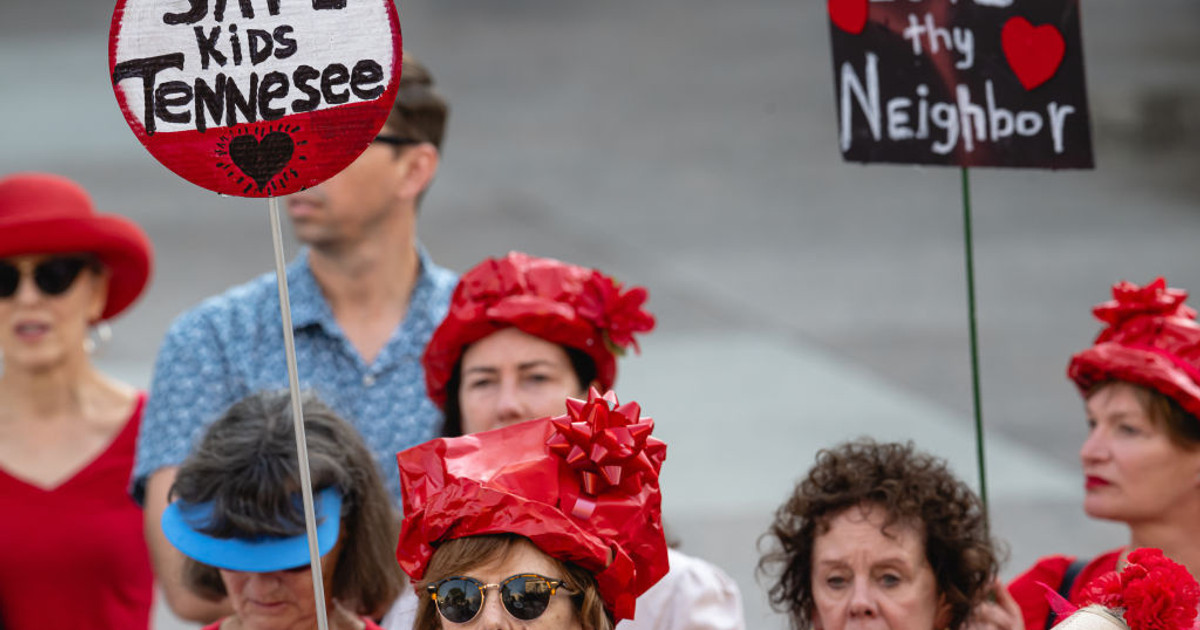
[229,132,295,190]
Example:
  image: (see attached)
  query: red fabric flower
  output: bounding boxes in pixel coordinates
[577,271,656,354]
[1093,278,1196,339]
[1079,548,1200,630]
[422,252,656,408]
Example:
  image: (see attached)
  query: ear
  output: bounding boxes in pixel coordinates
[396,143,440,202]
[932,593,953,630]
[87,267,111,324]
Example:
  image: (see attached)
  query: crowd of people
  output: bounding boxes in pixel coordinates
[2,49,1200,630]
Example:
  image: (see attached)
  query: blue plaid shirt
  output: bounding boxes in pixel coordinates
[132,246,457,506]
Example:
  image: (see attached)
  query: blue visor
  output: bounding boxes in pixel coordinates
[161,486,343,572]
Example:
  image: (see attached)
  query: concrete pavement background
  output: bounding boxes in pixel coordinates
[1,0,1198,628]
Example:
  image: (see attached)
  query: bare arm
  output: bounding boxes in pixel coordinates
[144,467,233,622]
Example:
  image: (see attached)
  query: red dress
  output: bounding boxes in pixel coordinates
[1008,548,1122,630]
[0,394,154,630]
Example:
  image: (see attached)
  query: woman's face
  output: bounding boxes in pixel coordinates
[433,538,583,630]
[0,254,106,372]
[219,550,340,630]
[458,327,588,435]
[810,504,946,630]
[1080,382,1200,523]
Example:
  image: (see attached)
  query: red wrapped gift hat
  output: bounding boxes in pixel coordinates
[1068,278,1200,420]
[396,388,669,622]
[422,251,655,407]
[0,173,153,320]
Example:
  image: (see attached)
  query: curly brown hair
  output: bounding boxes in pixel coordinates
[758,439,998,630]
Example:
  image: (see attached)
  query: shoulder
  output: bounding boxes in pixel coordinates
[628,549,745,630]
[161,270,279,343]
[1071,548,1123,596]
[662,548,740,592]
[423,257,459,301]
[1009,554,1075,630]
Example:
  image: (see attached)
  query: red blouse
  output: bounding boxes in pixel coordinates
[1008,548,1123,630]
[0,393,154,630]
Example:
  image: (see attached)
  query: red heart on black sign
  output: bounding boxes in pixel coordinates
[828,0,867,35]
[229,131,295,190]
[1001,17,1065,91]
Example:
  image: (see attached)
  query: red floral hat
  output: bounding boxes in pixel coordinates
[1067,278,1200,421]
[0,173,153,320]
[422,251,655,408]
[396,388,669,622]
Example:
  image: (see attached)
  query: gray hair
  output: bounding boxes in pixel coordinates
[172,390,403,616]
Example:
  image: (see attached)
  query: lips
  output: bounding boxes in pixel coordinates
[1085,475,1111,490]
[14,321,50,341]
[285,194,324,217]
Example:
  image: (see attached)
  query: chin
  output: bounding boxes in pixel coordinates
[1082,500,1129,522]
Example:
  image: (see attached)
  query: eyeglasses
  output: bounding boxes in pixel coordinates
[0,257,96,299]
[373,134,421,148]
[426,573,575,623]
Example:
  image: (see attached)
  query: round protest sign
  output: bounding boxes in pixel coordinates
[109,0,401,197]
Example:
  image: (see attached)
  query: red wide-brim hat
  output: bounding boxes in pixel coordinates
[396,389,669,622]
[1067,278,1200,421]
[422,252,655,408]
[0,173,153,320]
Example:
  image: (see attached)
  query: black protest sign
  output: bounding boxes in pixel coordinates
[829,0,1093,169]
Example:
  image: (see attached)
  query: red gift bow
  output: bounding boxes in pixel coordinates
[1093,278,1196,333]
[547,388,665,505]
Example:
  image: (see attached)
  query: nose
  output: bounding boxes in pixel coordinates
[848,578,877,620]
[493,379,526,426]
[1080,424,1109,466]
[12,269,41,304]
[471,587,517,629]
[243,571,285,596]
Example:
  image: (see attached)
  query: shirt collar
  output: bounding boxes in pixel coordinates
[284,245,442,332]
[285,250,327,330]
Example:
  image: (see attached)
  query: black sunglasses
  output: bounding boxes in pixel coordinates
[426,573,574,623]
[0,257,96,299]
[373,134,421,148]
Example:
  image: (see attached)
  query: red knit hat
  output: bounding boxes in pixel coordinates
[396,388,669,622]
[0,173,153,320]
[1067,278,1200,420]
[422,252,655,408]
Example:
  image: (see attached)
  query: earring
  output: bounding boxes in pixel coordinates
[84,322,113,355]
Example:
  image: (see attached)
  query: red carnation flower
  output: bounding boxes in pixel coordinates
[1080,549,1200,630]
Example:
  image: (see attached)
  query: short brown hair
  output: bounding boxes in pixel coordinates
[172,390,404,617]
[759,439,998,630]
[384,50,448,150]
[1088,381,1200,449]
[413,534,612,630]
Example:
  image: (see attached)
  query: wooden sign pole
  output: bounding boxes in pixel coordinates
[268,196,330,630]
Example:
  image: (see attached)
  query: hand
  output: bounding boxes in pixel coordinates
[965,579,1024,630]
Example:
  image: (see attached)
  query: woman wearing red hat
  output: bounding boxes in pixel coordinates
[1007,278,1200,630]
[396,389,669,630]
[393,251,743,630]
[0,173,155,630]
